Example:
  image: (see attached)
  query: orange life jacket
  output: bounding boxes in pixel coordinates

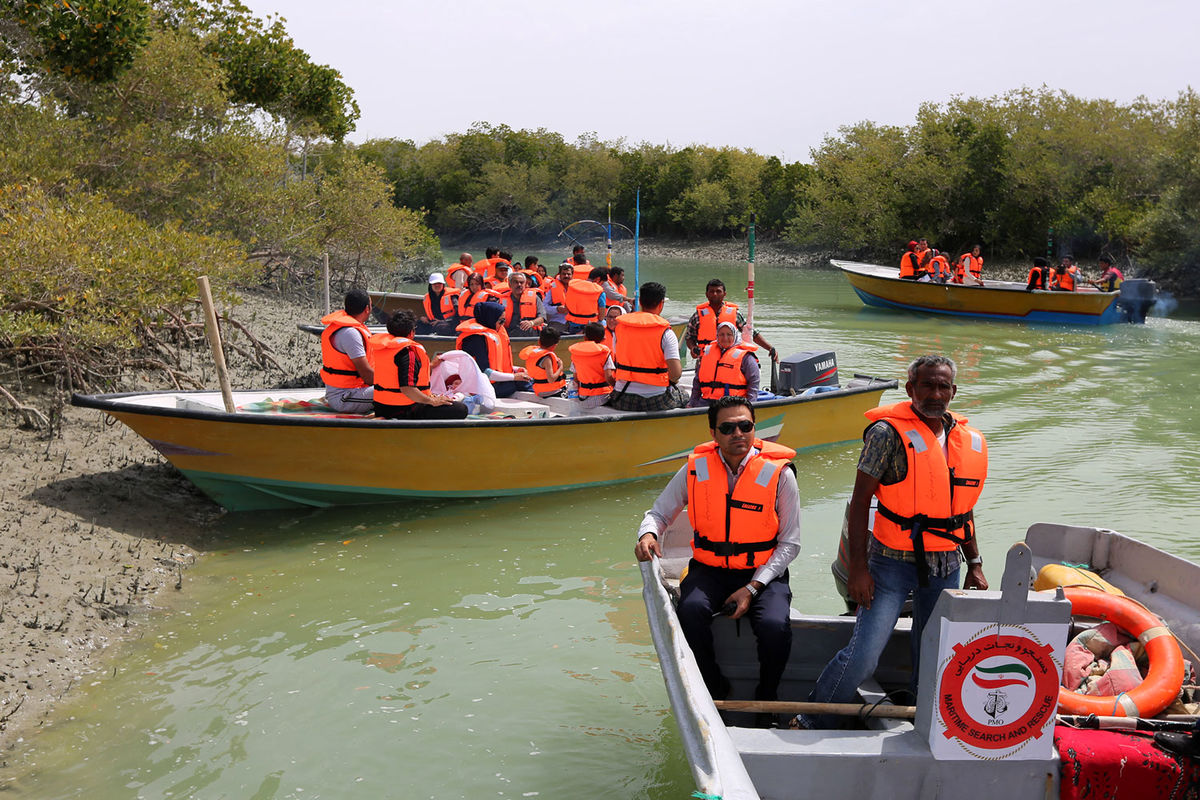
[696,342,758,400]
[929,254,951,280]
[613,282,628,303]
[1052,266,1078,291]
[446,265,473,289]
[1027,266,1048,290]
[694,302,739,350]
[458,289,493,319]
[519,345,564,394]
[866,402,987,570]
[567,341,612,397]
[571,260,592,279]
[603,325,616,352]
[565,279,604,324]
[613,312,671,387]
[546,279,570,311]
[958,252,983,282]
[687,439,797,569]
[497,288,541,328]
[899,251,921,278]
[319,310,372,389]
[370,334,430,407]
[423,288,460,320]
[455,321,513,373]
[474,257,499,281]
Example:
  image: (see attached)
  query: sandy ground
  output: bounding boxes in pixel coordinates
[0,287,322,760]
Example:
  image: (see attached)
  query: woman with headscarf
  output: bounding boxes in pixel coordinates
[454,301,532,398]
[688,320,760,407]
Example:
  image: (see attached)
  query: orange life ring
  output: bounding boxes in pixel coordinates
[1058,586,1184,717]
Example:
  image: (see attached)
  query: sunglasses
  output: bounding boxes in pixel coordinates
[716,419,755,435]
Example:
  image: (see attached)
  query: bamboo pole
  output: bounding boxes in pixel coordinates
[715,699,916,719]
[197,276,236,413]
[322,252,331,315]
[743,213,756,345]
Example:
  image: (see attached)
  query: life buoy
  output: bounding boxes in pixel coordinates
[1057,586,1184,717]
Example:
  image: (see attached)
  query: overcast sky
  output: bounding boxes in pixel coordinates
[241,0,1198,162]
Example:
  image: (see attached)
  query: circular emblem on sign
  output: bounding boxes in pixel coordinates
[938,633,1059,752]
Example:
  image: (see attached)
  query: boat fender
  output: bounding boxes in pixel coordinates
[1057,586,1185,718]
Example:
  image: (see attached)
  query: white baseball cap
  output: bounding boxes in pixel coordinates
[428,272,445,284]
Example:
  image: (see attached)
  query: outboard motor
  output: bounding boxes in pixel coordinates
[776,350,838,395]
[1115,278,1157,323]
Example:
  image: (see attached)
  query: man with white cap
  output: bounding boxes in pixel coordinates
[418,272,460,335]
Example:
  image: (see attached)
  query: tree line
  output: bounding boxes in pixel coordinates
[0,0,440,409]
[357,88,1200,294]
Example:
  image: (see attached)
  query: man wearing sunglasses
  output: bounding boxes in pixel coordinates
[635,396,801,719]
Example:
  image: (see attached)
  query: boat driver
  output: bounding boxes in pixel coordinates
[635,396,801,725]
[797,354,988,729]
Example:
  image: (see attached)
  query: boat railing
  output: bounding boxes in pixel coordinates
[641,557,760,800]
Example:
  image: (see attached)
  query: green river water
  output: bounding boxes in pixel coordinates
[8,259,1200,799]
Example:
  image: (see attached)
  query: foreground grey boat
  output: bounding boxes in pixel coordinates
[640,522,1200,800]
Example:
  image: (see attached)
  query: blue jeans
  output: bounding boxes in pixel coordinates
[801,553,958,729]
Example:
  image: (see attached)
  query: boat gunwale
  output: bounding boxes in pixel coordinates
[69,375,898,431]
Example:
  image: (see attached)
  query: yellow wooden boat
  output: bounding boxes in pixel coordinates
[298,320,689,371]
[71,372,895,512]
[833,260,1157,324]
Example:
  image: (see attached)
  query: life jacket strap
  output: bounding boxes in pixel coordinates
[875,503,975,587]
[322,365,359,377]
[692,532,777,558]
[614,361,667,374]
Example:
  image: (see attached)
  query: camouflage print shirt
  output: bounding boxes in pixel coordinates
[859,417,962,578]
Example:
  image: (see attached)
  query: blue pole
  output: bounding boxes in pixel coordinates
[634,188,641,311]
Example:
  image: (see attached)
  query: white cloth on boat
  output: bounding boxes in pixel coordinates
[431,350,495,413]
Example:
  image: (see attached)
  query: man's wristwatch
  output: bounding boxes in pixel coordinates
[745,583,760,599]
[966,556,983,566]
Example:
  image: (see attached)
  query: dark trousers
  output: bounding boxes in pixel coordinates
[676,559,792,700]
[374,400,469,420]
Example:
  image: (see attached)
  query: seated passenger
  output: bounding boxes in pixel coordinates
[457,272,493,321]
[418,272,460,335]
[456,301,532,398]
[604,304,623,351]
[486,260,512,290]
[320,288,375,414]
[689,321,760,407]
[446,253,473,289]
[1090,255,1124,292]
[954,245,984,286]
[607,281,684,412]
[899,241,921,280]
[603,266,631,311]
[371,311,468,420]
[1050,256,1082,291]
[497,271,546,334]
[1026,257,1050,291]
[568,322,615,410]
[565,266,607,333]
[519,327,566,398]
[927,250,952,283]
[543,262,574,331]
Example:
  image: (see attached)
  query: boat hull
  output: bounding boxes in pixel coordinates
[833,260,1124,324]
[73,381,892,512]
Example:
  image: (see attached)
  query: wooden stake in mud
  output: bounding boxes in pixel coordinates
[323,252,331,315]
[197,276,236,413]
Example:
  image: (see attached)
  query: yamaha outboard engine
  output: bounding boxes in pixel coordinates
[1115,278,1157,323]
[776,350,838,395]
